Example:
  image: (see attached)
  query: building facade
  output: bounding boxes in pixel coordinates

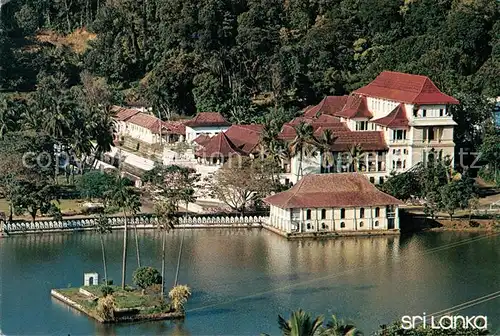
[264,173,403,234]
[284,71,459,184]
[184,112,231,143]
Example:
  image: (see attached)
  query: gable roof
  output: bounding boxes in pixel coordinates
[335,95,372,119]
[184,112,231,127]
[195,132,243,158]
[193,134,211,146]
[371,104,409,128]
[224,124,264,155]
[112,106,141,121]
[127,113,185,135]
[304,96,349,117]
[264,173,403,209]
[354,71,459,105]
[330,131,388,151]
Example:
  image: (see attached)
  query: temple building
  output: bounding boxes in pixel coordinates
[282,71,459,184]
[264,173,403,234]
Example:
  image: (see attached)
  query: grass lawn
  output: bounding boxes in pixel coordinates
[0,198,89,219]
[82,285,165,309]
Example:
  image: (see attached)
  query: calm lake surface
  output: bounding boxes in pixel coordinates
[1,229,499,335]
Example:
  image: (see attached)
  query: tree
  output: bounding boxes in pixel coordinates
[320,315,362,336]
[78,171,115,201]
[154,199,178,297]
[13,180,59,224]
[132,266,162,290]
[318,129,336,173]
[94,213,112,284]
[168,285,191,312]
[275,309,324,336]
[347,144,364,173]
[379,171,420,201]
[439,176,476,220]
[206,157,279,213]
[105,175,141,289]
[289,122,319,179]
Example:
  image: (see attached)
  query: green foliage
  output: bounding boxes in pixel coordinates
[78,171,115,200]
[100,285,114,297]
[132,267,162,290]
[379,172,420,201]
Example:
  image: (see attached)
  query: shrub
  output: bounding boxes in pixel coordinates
[100,286,114,297]
[96,295,116,321]
[168,285,191,312]
[133,267,162,289]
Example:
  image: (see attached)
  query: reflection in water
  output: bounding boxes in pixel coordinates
[0,229,499,335]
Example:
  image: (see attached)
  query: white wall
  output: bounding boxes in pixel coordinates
[185,125,230,143]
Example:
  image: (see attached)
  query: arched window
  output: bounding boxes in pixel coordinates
[375,207,380,217]
[306,209,311,220]
[321,209,327,220]
[340,222,345,228]
[321,223,326,230]
[360,208,365,218]
[307,223,311,230]
[340,208,346,219]
[374,221,379,227]
[359,221,364,227]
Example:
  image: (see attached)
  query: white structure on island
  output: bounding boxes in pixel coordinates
[264,173,403,234]
[84,272,99,286]
[184,112,231,143]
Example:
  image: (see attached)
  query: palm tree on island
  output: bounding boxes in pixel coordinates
[105,174,142,289]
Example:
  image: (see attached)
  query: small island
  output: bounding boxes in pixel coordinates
[51,267,191,323]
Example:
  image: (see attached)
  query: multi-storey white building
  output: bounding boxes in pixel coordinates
[284,71,459,184]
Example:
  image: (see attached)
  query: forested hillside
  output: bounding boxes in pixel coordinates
[0,0,499,131]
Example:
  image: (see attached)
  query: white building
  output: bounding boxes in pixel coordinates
[112,106,185,146]
[284,71,459,184]
[264,173,403,234]
[184,112,231,143]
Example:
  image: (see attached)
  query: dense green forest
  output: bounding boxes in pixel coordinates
[0,0,499,138]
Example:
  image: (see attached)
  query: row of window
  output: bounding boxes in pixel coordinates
[392,160,406,170]
[306,221,381,230]
[413,108,449,118]
[305,207,381,220]
[393,149,408,155]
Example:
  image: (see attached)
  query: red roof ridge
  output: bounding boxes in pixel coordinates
[371,104,409,128]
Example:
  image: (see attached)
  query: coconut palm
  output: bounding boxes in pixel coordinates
[289,122,320,179]
[105,175,142,289]
[168,285,192,312]
[276,309,324,336]
[0,95,18,139]
[154,199,178,297]
[318,129,336,173]
[347,144,364,172]
[319,315,363,336]
[94,213,112,284]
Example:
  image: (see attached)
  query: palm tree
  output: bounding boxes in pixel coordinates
[289,122,320,179]
[105,175,142,289]
[168,285,192,312]
[318,129,336,173]
[347,144,364,172]
[154,199,178,297]
[320,315,363,336]
[94,213,112,284]
[276,310,324,336]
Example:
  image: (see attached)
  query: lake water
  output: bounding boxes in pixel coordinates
[0,229,499,335]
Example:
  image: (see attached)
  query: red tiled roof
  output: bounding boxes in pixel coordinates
[371,104,409,128]
[304,96,349,117]
[112,106,141,121]
[278,116,349,140]
[224,124,264,155]
[264,173,403,209]
[336,95,372,119]
[330,131,387,152]
[354,71,459,105]
[195,132,243,158]
[193,134,211,146]
[184,112,231,127]
[127,113,185,135]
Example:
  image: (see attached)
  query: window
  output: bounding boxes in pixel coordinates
[439,109,444,117]
[375,221,379,227]
[392,160,396,169]
[360,208,365,218]
[306,209,312,220]
[356,121,368,131]
[340,208,346,219]
[403,160,406,169]
[340,222,346,228]
[307,223,311,230]
[393,130,407,140]
[428,127,435,141]
[375,207,380,217]
[321,223,326,230]
[359,221,364,227]
[321,209,327,220]
[403,149,408,155]
[422,109,427,117]
[413,108,418,117]
[396,160,402,169]
[379,177,384,184]
[370,177,375,183]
